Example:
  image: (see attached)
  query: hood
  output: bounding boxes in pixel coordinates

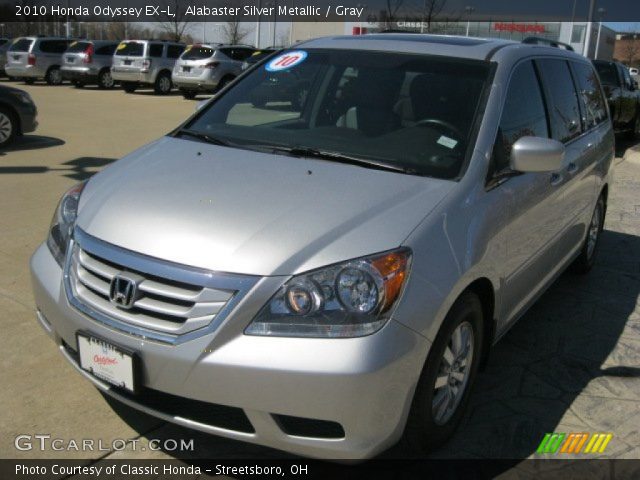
[77,137,454,276]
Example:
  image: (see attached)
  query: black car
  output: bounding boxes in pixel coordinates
[593,60,640,137]
[0,84,38,147]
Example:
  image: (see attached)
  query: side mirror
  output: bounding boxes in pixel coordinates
[510,136,565,173]
[195,100,207,112]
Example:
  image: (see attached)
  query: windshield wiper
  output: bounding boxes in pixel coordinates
[267,146,420,175]
[176,129,233,147]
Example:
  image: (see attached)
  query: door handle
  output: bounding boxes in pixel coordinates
[550,173,563,186]
[566,162,578,175]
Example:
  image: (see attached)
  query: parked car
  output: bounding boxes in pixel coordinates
[172,44,255,99]
[31,35,614,459]
[241,47,281,70]
[593,60,640,137]
[111,40,185,94]
[5,37,74,85]
[0,38,13,77]
[0,84,37,147]
[61,40,120,89]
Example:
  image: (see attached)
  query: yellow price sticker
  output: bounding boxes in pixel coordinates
[117,43,127,50]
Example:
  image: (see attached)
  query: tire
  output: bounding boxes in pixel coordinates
[24,78,35,85]
[98,69,114,89]
[154,72,172,95]
[0,106,17,148]
[404,291,484,453]
[571,195,605,274]
[181,89,196,100]
[45,67,63,85]
[122,82,137,93]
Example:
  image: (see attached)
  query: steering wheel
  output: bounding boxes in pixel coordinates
[413,118,463,141]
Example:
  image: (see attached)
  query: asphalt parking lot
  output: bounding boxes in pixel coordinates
[1,80,639,470]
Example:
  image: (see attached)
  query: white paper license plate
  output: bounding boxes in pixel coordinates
[77,334,137,392]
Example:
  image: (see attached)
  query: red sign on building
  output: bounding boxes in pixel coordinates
[494,23,545,34]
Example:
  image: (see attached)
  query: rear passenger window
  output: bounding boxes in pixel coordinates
[40,40,70,54]
[167,45,185,58]
[572,62,607,129]
[149,44,163,58]
[537,59,582,143]
[95,44,117,56]
[493,61,549,173]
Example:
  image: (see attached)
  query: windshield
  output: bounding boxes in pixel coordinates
[65,41,91,53]
[115,41,144,57]
[9,38,33,52]
[181,46,214,60]
[184,49,490,179]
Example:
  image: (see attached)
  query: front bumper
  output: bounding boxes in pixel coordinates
[30,242,429,459]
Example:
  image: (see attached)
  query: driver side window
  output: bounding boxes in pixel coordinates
[492,60,549,175]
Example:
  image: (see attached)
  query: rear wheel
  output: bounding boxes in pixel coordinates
[98,70,114,89]
[45,67,63,85]
[0,107,17,148]
[404,292,483,453]
[154,72,172,95]
[122,82,137,93]
[571,195,605,274]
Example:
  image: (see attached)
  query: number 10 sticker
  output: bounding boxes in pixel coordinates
[266,50,308,72]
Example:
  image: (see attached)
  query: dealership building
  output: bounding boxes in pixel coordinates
[291,21,616,60]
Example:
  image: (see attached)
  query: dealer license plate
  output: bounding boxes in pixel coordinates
[77,334,137,393]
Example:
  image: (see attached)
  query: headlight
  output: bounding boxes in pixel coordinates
[245,248,411,338]
[11,90,33,105]
[46,182,85,267]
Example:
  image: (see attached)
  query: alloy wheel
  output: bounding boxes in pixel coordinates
[159,76,171,93]
[101,72,114,88]
[0,112,13,144]
[587,201,602,259]
[432,321,474,425]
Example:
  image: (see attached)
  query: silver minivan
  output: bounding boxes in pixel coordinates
[31,35,614,459]
[61,40,120,89]
[172,44,255,99]
[5,37,74,85]
[111,40,185,94]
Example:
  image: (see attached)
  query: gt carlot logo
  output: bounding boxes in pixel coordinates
[537,432,613,454]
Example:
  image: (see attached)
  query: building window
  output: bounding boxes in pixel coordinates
[571,25,585,43]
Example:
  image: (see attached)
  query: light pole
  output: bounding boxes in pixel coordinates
[465,6,475,37]
[594,7,606,60]
[583,0,596,57]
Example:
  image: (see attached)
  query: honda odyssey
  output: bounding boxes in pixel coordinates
[30,34,614,459]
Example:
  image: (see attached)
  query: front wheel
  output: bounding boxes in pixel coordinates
[98,70,114,89]
[571,195,605,274]
[0,106,17,148]
[45,67,63,85]
[404,291,483,453]
[154,72,172,95]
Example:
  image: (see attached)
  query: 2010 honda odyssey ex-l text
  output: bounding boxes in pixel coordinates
[30,34,614,459]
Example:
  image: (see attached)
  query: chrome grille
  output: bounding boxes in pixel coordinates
[65,229,259,343]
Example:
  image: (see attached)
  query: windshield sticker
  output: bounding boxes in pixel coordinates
[437,135,458,149]
[116,43,126,50]
[265,50,308,72]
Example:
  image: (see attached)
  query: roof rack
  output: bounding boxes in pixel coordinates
[522,36,574,51]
